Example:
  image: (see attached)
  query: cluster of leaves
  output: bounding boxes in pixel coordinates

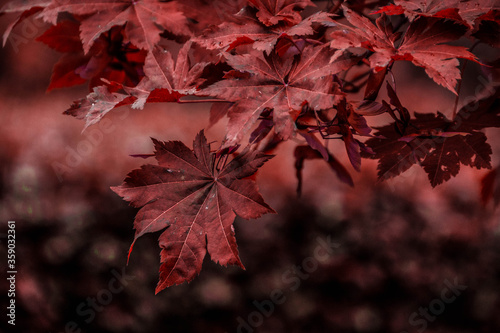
[2,0,499,292]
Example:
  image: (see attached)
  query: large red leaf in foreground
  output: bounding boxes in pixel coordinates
[112,131,275,293]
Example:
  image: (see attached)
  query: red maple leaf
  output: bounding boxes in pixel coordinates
[248,0,315,27]
[64,82,183,129]
[195,11,333,55]
[141,41,208,94]
[64,85,131,128]
[363,86,500,186]
[40,0,190,53]
[473,10,500,48]
[178,0,248,34]
[0,0,50,46]
[111,131,275,293]
[37,21,146,90]
[374,0,500,28]
[330,7,478,94]
[201,45,357,146]
[65,41,207,128]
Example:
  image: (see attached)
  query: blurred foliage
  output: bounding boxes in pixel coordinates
[1,155,500,333]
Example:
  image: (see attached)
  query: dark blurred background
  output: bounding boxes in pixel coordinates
[1,4,500,333]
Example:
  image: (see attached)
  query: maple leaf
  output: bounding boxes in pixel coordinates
[141,41,208,94]
[64,82,183,129]
[178,0,248,33]
[374,0,500,28]
[364,115,490,187]
[472,10,500,48]
[35,18,83,53]
[396,16,478,94]
[420,132,491,186]
[363,86,500,186]
[37,21,146,90]
[40,0,190,54]
[195,11,333,55]
[111,131,274,293]
[65,41,206,128]
[64,85,131,128]
[248,0,315,27]
[344,0,390,13]
[330,9,399,70]
[201,45,357,147]
[110,40,208,108]
[0,0,50,46]
[330,7,478,94]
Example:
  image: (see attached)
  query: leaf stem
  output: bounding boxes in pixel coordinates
[328,0,344,14]
[452,41,480,118]
[177,99,227,104]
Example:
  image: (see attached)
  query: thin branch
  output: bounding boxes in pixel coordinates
[452,41,480,118]
[177,99,227,104]
[328,0,344,14]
